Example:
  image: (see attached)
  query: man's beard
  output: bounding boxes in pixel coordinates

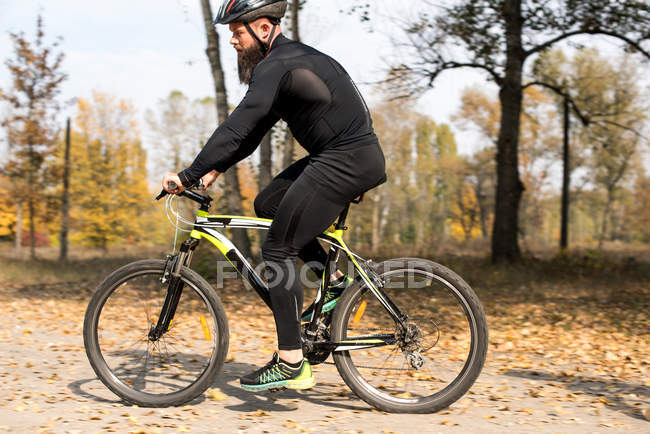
[238,45,265,84]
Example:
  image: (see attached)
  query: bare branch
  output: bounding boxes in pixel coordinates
[525,29,650,58]
[592,119,649,141]
[521,80,590,125]
[437,61,504,86]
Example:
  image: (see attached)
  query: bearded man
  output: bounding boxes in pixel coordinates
[162,0,386,392]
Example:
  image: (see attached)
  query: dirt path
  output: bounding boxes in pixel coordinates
[0,282,647,433]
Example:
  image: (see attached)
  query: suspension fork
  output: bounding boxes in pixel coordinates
[148,238,199,341]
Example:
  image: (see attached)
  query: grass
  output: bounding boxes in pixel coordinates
[0,244,168,286]
[1,241,648,337]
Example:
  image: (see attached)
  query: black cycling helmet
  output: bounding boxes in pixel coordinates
[215,0,287,55]
[214,0,288,25]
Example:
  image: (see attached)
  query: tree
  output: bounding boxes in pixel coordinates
[145,91,193,171]
[280,0,307,168]
[258,132,273,192]
[446,157,482,241]
[350,101,461,254]
[454,86,558,243]
[384,0,650,262]
[146,91,217,174]
[347,101,417,253]
[70,92,151,248]
[535,48,648,248]
[0,176,17,240]
[0,15,67,259]
[467,148,496,238]
[625,172,650,242]
[517,87,561,243]
[199,0,252,259]
[573,52,645,248]
[59,117,71,261]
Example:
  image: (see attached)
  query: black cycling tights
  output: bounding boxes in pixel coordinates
[254,157,345,350]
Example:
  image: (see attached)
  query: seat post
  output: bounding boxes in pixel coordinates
[335,203,351,230]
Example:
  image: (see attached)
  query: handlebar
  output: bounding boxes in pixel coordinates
[155,181,181,200]
[155,180,213,209]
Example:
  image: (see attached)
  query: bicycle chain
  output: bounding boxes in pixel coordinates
[313,326,413,371]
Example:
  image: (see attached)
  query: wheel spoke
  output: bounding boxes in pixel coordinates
[87,261,227,406]
[332,260,487,412]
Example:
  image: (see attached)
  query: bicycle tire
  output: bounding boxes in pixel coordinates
[331,257,488,413]
[83,259,229,407]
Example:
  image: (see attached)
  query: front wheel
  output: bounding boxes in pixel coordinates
[83,259,229,407]
[331,258,488,413]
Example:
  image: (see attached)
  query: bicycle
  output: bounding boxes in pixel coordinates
[83,182,488,413]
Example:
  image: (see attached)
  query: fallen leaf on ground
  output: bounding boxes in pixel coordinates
[642,408,650,421]
[205,388,227,401]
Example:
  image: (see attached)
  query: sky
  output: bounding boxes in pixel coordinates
[1,0,647,174]
[0,0,490,162]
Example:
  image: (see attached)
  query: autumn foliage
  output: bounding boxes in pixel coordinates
[69,93,154,248]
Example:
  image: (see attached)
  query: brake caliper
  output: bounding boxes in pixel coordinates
[160,254,176,284]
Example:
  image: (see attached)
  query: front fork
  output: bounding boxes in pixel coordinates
[148,238,199,341]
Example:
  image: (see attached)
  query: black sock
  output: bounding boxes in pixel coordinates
[280,358,303,368]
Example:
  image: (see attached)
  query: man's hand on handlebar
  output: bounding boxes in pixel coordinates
[162,173,185,194]
[158,170,220,201]
[201,170,221,191]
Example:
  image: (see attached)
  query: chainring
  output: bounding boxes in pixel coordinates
[301,321,332,365]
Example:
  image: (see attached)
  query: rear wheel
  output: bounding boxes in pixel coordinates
[331,258,487,413]
[83,259,229,407]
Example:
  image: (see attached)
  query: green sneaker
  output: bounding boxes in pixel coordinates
[301,275,353,322]
[240,352,315,391]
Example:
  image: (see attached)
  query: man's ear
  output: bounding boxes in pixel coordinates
[258,21,272,40]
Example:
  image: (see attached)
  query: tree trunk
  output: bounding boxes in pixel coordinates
[378,203,389,246]
[371,193,381,254]
[259,131,273,191]
[598,189,614,249]
[282,125,295,168]
[474,180,489,238]
[200,0,252,260]
[15,199,23,253]
[492,0,524,263]
[560,96,570,252]
[280,0,301,169]
[27,137,36,260]
[28,195,35,259]
[291,0,300,41]
[59,117,71,262]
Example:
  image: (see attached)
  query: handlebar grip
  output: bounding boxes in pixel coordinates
[155,179,206,202]
[155,180,180,201]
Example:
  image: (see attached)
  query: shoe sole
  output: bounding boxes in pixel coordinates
[286,377,316,390]
[241,377,315,392]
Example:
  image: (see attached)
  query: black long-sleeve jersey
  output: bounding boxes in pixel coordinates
[178,34,385,193]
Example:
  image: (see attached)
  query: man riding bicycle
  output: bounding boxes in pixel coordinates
[162,0,386,392]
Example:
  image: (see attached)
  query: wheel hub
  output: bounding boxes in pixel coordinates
[397,322,423,353]
[148,324,158,342]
